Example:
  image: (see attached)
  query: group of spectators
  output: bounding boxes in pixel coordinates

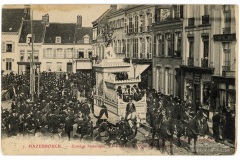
[145,88,235,148]
[1,72,94,140]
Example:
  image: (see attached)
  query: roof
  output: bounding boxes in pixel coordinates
[44,23,76,44]
[19,20,45,43]
[2,8,27,32]
[92,9,111,24]
[75,27,93,44]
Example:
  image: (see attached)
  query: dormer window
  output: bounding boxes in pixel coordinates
[55,36,61,43]
[83,35,90,44]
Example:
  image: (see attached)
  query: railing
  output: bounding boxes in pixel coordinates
[173,50,181,58]
[222,66,230,71]
[105,73,141,84]
[188,57,194,66]
[223,27,231,34]
[201,58,208,67]
[188,17,195,26]
[147,26,152,32]
[202,15,210,25]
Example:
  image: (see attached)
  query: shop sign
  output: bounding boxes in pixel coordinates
[213,34,236,41]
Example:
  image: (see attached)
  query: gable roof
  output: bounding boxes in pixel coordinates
[2,8,27,32]
[44,23,75,44]
[75,27,93,44]
[19,20,45,43]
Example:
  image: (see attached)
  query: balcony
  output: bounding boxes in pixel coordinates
[222,66,235,78]
[173,50,181,58]
[201,58,208,68]
[223,27,231,34]
[188,57,194,66]
[222,66,230,71]
[188,18,195,27]
[146,26,152,32]
[202,15,210,25]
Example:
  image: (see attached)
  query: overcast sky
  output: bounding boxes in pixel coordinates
[3,4,110,27]
[32,4,110,27]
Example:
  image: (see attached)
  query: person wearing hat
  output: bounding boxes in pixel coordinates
[125,99,136,121]
[212,109,221,142]
[94,102,108,125]
[187,111,199,153]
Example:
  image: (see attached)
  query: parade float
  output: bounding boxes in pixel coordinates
[93,47,147,125]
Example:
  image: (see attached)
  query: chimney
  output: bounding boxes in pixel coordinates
[24,5,30,20]
[42,14,49,27]
[110,5,117,11]
[77,15,82,28]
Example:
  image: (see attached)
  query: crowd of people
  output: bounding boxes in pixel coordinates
[1,72,235,153]
[145,88,235,153]
[1,72,94,139]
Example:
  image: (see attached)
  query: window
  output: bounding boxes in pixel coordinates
[174,33,182,57]
[188,37,194,66]
[158,35,165,56]
[83,35,90,44]
[126,39,130,57]
[167,33,174,56]
[6,43,13,52]
[147,13,152,31]
[78,50,84,58]
[133,38,138,58]
[114,40,117,53]
[56,48,64,58]
[222,42,231,70]
[141,38,145,58]
[153,36,156,56]
[66,48,73,58]
[129,17,133,33]
[57,62,62,71]
[135,16,138,33]
[55,37,61,43]
[188,37,194,58]
[46,48,53,58]
[6,58,12,70]
[122,39,126,53]
[202,36,209,58]
[46,62,52,71]
[139,15,145,32]
[124,18,127,34]
[147,37,152,58]
[88,51,93,58]
[118,40,121,53]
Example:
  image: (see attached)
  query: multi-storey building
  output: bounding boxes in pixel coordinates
[41,14,93,73]
[2,6,30,74]
[211,5,237,113]
[17,20,45,74]
[152,5,183,97]
[107,7,126,59]
[92,5,117,60]
[110,5,156,88]
[180,5,237,115]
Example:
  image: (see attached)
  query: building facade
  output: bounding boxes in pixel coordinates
[180,5,237,115]
[152,5,183,97]
[41,14,93,73]
[92,5,117,60]
[2,6,30,74]
[211,5,237,113]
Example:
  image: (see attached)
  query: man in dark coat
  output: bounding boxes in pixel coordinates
[94,102,108,125]
[212,110,221,142]
[125,99,136,121]
[187,111,199,153]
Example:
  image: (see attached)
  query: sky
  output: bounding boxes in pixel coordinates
[2,4,111,27]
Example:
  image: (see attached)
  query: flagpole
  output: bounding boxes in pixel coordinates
[30,8,35,102]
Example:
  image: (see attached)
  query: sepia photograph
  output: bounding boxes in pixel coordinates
[1,2,238,156]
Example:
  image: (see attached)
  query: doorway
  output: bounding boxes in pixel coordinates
[67,63,73,72]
